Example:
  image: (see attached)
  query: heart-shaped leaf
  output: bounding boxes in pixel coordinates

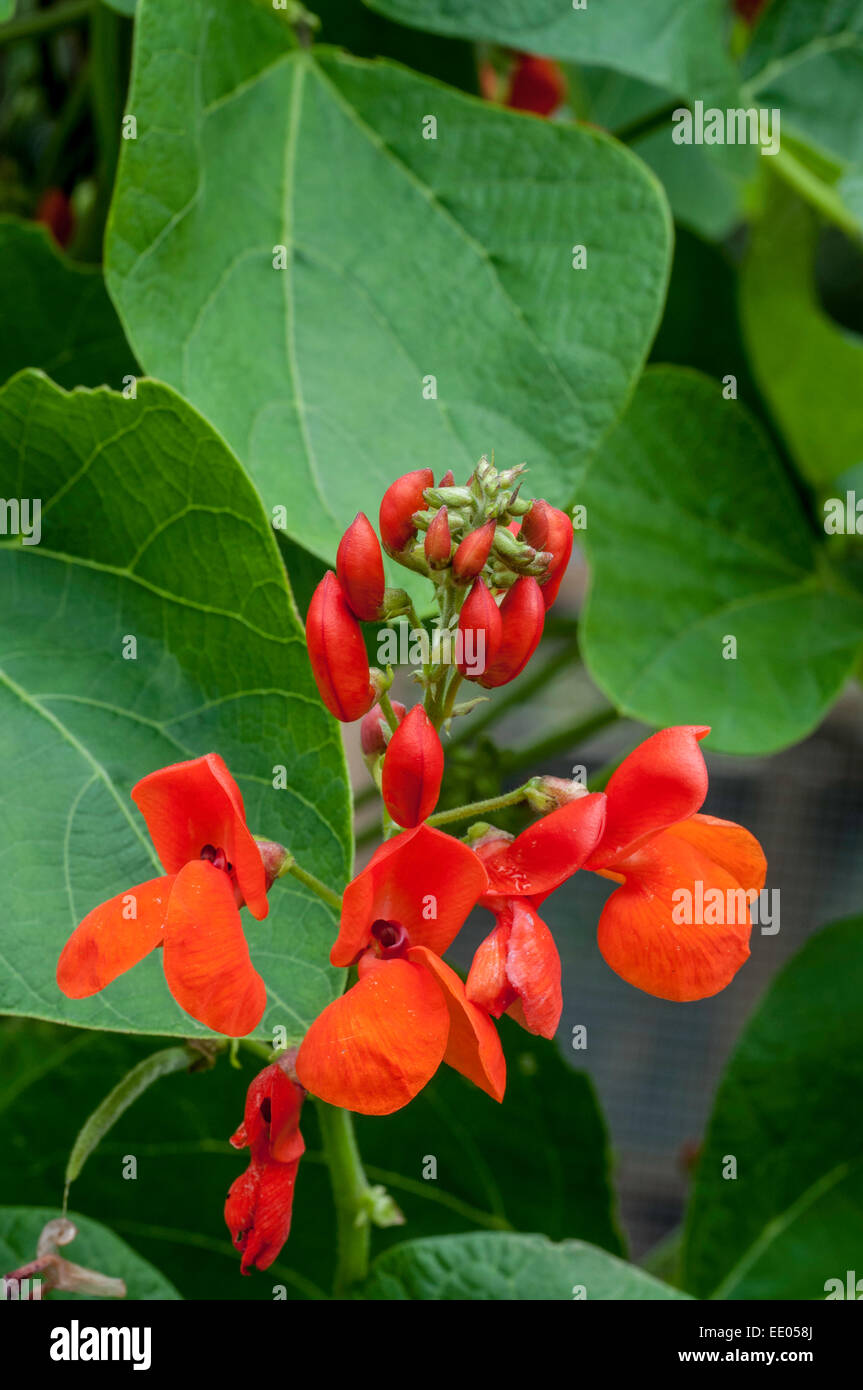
[580,366,863,752]
[0,370,350,1041]
[105,0,671,568]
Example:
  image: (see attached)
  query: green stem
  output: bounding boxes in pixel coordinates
[0,0,93,45]
[771,144,862,242]
[425,783,533,828]
[279,859,342,913]
[315,1101,372,1296]
[448,642,576,749]
[377,685,401,736]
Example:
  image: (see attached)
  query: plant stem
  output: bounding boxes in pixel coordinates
[377,685,401,735]
[448,641,576,749]
[425,783,533,828]
[315,1101,372,1296]
[771,144,862,242]
[279,859,342,913]
[0,0,93,46]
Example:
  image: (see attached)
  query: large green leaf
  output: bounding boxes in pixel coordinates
[0,370,349,1041]
[0,220,137,391]
[105,0,671,568]
[355,1017,624,1257]
[740,181,863,486]
[0,1206,181,1299]
[362,1231,689,1300]
[682,916,863,1299]
[580,366,863,753]
[363,0,737,106]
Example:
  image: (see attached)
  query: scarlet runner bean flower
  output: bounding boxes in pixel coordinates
[306,571,375,722]
[296,825,504,1115]
[466,794,608,1037]
[360,699,407,757]
[452,519,497,583]
[506,54,566,116]
[583,726,767,1001]
[225,1059,306,1274]
[56,755,274,1036]
[458,575,502,678]
[381,704,444,828]
[379,467,434,557]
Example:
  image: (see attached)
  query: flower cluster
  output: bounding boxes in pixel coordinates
[54,462,766,1278]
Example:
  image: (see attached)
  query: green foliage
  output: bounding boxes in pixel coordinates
[362,1231,688,1300]
[683,915,863,1298]
[0,370,349,1040]
[105,0,671,570]
[581,367,863,753]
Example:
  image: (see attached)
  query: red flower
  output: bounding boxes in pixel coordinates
[306,571,375,722]
[478,575,545,688]
[457,575,502,678]
[381,705,444,828]
[521,499,573,609]
[379,468,434,557]
[337,512,385,621]
[225,1060,306,1274]
[36,188,75,248]
[584,726,767,1001]
[452,519,497,584]
[466,795,608,1037]
[296,825,503,1115]
[56,755,269,1036]
[506,55,566,117]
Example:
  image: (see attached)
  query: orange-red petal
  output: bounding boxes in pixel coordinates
[56,875,173,998]
[131,754,268,919]
[596,828,753,1001]
[410,946,506,1103]
[502,900,562,1038]
[162,860,266,1036]
[295,957,449,1115]
[665,813,767,894]
[480,793,606,899]
[465,918,515,1017]
[331,824,488,966]
[587,726,710,871]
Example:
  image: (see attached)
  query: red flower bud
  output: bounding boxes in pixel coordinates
[457,576,502,678]
[381,705,444,828]
[424,506,452,569]
[305,572,374,722]
[336,512,385,621]
[506,55,566,117]
[521,499,573,609]
[479,576,545,688]
[360,700,407,757]
[379,468,434,556]
[452,519,496,584]
[36,187,75,248]
[439,469,455,486]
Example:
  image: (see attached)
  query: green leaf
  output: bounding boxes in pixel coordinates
[0,1206,181,1299]
[0,220,137,391]
[740,181,863,486]
[0,1,17,22]
[580,366,863,753]
[363,0,738,106]
[105,0,672,570]
[355,1016,624,1256]
[361,1231,689,1300]
[101,0,136,14]
[0,369,349,1040]
[682,915,863,1299]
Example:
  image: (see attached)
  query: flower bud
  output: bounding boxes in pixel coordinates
[336,512,385,621]
[306,572,375,722]
[360,700,406,757]
[478,575,545,688]
[254,839,294,890]
[523,775,589,814]
[452,519,496,584]
[424,506,452,569]
[522,500,573,608]
[379,468,434,556]
[381,705,444,827]
[457,576,502,679]
[438,469,455,486]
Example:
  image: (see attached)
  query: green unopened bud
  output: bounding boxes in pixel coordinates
[364,1184,405,1230]
[524,775,590,814]
[423,485,474,509]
